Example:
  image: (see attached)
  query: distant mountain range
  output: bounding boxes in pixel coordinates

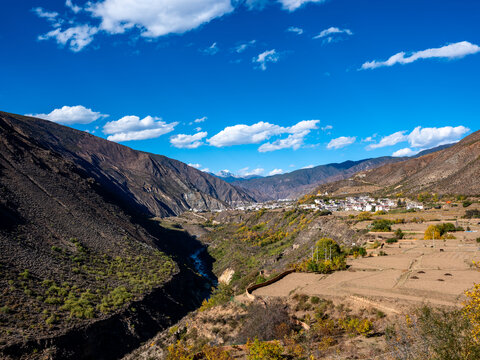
[313,132,480,197]
[213,144,453,201]
[207,142,454,201]
[212,170,263,183]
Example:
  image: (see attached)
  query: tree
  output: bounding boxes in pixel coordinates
[313,238,341,261]
[424,225,441,240]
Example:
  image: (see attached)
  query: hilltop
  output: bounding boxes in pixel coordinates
[314,130,480,197]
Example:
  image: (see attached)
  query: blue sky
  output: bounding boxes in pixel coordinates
[1,0,479,176]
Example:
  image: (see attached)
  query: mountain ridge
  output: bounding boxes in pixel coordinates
[313,131,480,196]
[0,111,255,217]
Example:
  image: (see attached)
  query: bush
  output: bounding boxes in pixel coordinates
[370,219,393,232]
[62,291,95,319]
[463,201,473,208]
[238,299,293,343]
[199,283,233,311]
[395,228,405,239]
[338,317,373,337]
[98,286,132,313]
[386,305,480,360]
[386,238,398,244]
[246,338,284,360]
[464,210,480,219]
[357,212,372,221]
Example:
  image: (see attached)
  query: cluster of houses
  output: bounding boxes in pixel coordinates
[233,199,295,211]
[191,196,424,214]
[299,196,424,212]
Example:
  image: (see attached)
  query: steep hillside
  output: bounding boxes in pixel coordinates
[231,157,406,201]
[315,130,480,196]
[0,112,219,359]
[0,112,255,217]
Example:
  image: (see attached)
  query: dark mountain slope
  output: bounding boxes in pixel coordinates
[315,131,480,196]
[0,112,222,358]
[0,112,254,217]
[231,157,406,201]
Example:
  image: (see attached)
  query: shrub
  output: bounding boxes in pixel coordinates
[166,340,193,360]
[463,201,473,208]
[386,305,480,360]
[357,212,372,221]
[386,238,398,244]
[246,338,284,360]
[370,219,393,232]
[199,283,233,311]
[98,286,132,313]
[464,210,480,219]
[62,291,95,319]
[339,317,373,337]
[395,228,405,239]
[0,306,11,314]
[238,299,293,343]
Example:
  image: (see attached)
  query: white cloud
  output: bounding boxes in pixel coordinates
[314,26,353,39]
[362,41,480,70]
[327,136,356,149]
[321,125,333,131]
[188,163,202,169]
[202,42,219,55]
[208,121,283,147]
[65,0,82,13]
[253,49,279,71]
[367,131,407,150]
[392,148,418,157]
[238,167,264,176]
[33,7,59,20]
[103,115,178,142]
[407,126,469,148]
[258,132,306,152]
[269,168,284,176]
[28,105,107,124]
[235,40,256,53]
[286,26,303,35]
[38,25,99,52]
[362,135,376,142]
[194,116,207,123]
[170,131,208,149]
[208,119,319,151]
[302,164,315,169]
[88,0,234,37]
[195,127,202,132]
[278,0,326,11]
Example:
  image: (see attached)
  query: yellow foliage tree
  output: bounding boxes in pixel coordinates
[424,225,441,240]
[464,283,480,341]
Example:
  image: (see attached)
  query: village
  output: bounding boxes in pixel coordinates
[194,195,425,213]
